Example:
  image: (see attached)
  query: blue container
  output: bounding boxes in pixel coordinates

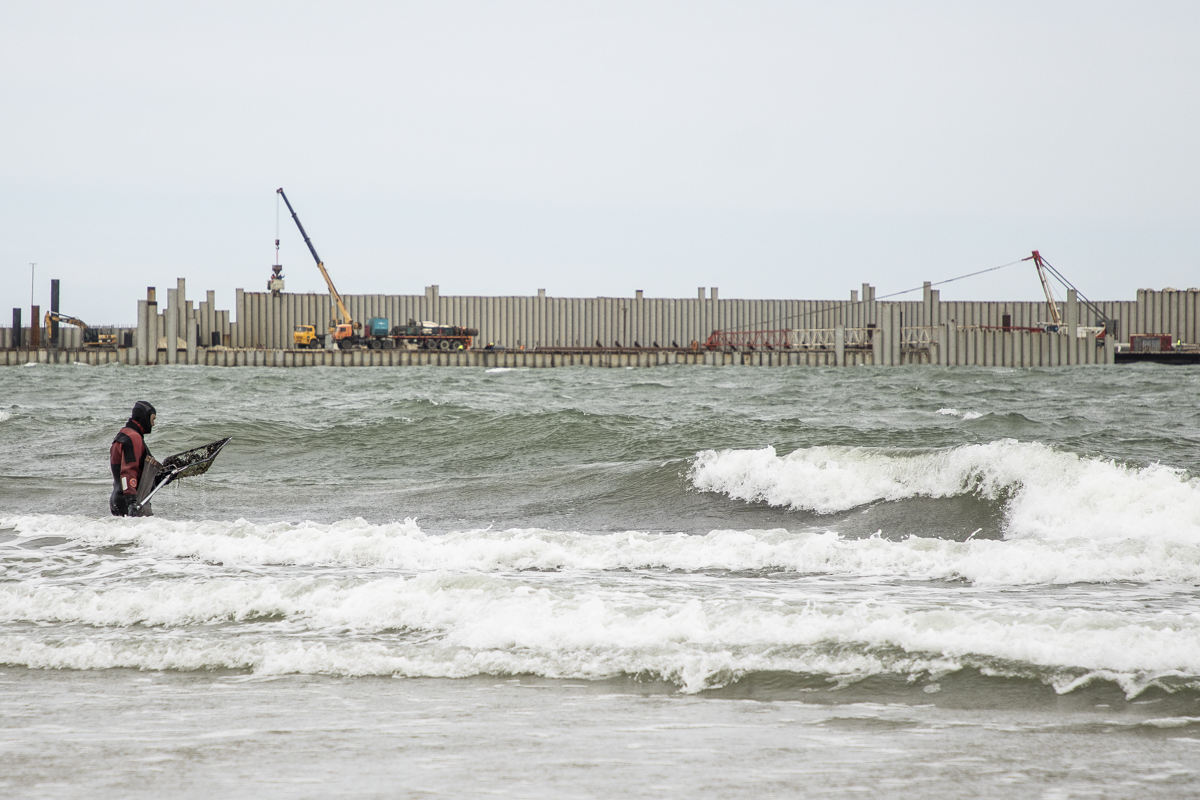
[367,317,390,337]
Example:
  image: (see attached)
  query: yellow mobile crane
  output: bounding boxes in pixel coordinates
[43,311,117,346]
[277,187,361,349]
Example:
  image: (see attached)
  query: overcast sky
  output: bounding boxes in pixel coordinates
[2,0,1197,324]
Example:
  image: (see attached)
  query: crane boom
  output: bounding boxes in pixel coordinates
[276,188,354,327]
[1030,250,1062,327]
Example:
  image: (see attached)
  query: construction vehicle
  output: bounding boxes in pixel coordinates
[337,317,393,350]
[277,187,478,351]
[333,316,478,350]
[388,319,478,350]
[43,311,117,346]
[295,316,477,351]
[293,324,324,349]
[277,187,362,349]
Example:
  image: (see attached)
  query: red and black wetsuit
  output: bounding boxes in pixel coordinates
[110,403,155,516]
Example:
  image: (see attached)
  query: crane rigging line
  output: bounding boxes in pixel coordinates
[1026,253,1110,324]
[274,193,282,264]
[723,258,1027,333]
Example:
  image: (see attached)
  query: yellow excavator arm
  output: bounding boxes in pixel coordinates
[43,311,88,330]
[42,311,116,346]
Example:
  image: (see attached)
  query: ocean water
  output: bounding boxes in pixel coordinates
[2,362,1200,798]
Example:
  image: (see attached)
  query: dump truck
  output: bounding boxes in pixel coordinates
[293,325,325,349]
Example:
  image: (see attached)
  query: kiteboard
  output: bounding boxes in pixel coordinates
[130,437,231,515]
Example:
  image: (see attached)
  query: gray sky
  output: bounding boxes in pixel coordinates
[2,0,1197,324]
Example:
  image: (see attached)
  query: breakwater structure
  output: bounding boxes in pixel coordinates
[3,278,1199,368]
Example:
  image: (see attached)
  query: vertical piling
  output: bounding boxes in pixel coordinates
[186,302,197,364]
[1066,289,1078,365]
[134,300,147,364]
[49,279,60,346]
[234,289,245,348]
[146,288,158,365]
[176,278,187,350]
[166,289,178,364]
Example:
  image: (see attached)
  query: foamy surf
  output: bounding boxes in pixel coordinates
[5,514,1200,586]
[690,441,1200,543]
[1,566,1198,697]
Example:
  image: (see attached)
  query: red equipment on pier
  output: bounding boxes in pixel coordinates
[703,329,794,350]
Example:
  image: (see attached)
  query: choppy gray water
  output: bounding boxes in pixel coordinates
[2,362,1200,797]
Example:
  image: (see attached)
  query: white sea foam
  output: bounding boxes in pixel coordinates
[0,569,1197,695]
[0,411,11,422]
[5,514,1200,586]
[936,408,983,420]
[4,513,1200,692]
[689,441,1200,543]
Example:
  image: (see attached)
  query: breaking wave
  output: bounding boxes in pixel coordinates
[5,514,1200,585]
[0,558,1198,697]
[689,440,1200,543]
[4,511,1200,695]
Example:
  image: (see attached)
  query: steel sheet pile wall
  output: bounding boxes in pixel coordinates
[234,285,887,351]
[0,327,88,349]
[229,284,1198,358]
[10,282,1195,368]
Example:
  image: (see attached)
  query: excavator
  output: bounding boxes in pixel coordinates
[43,311,117,346]
[277,187,361,349]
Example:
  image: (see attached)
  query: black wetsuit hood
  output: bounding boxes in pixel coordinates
[130,400,156,435]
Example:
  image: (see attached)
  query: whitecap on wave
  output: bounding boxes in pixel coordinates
[936,407,983,420]
[689,441,1200,543]
[5,514,1200,585]
[0,563,1197,696]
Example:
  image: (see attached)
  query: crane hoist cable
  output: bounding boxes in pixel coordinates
[719,258,1025,333]
[275,192,281,265]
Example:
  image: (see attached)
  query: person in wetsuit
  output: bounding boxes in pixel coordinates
[110,400,156,516]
